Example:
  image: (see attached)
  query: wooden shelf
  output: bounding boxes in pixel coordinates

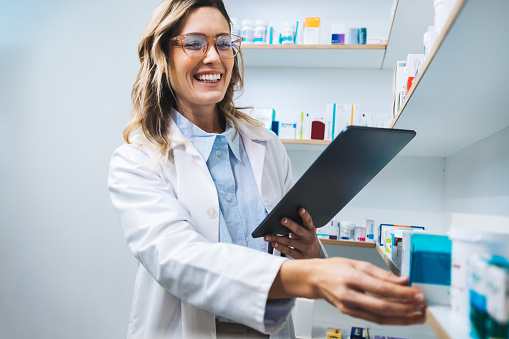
[375,244,401,276]
[391,0,509,157]
[426,306,471,339]
[280,139,330,152]
[320,239,376,248]
[242,44,386,50]
[280,139,330,146]
[241,44,387,69]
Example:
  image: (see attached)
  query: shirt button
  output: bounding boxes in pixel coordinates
[224,195,231,202]
[207,208,218,219]
[215,150,222,156]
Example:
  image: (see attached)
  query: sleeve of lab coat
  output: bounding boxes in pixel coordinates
[108,143,289,334]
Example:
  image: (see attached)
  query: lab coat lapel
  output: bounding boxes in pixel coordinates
[169,121,220,243]
[242,134,265,196]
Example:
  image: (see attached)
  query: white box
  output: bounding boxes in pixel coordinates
[301,112,311,140]
[324,103,336,141]
[250,107,274,129]
[303,17,320,44]
[405,54,425,95]
[292,298,314,339]
[279,122,297,139]
[393,61,407,117]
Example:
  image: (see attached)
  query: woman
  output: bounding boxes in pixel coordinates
[108,0,426,338]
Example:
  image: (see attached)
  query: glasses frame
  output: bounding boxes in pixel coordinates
[171,33,243,59]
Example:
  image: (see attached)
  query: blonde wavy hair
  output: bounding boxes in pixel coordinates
[123,0,260,156]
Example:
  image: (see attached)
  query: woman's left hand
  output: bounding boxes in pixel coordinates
[264,207,321,259]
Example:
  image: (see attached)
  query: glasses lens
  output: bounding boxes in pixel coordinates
[182,34,208,58]
[216,35,240,58]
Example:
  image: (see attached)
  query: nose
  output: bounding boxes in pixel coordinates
[202,43,221,65]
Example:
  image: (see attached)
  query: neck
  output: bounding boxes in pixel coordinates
[176,102,225,134]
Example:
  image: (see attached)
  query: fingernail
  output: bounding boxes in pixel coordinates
[265,236,271,241]
[283,218,288,224]
[300,208,306,214]
[414,293,424,302]
[273,242,278,248]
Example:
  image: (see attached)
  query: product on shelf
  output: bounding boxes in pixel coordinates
[409,233,451,306]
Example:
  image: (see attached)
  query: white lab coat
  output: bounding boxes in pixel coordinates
[109,117,304,339]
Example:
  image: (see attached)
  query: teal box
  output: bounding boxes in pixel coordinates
[409,234,452,305]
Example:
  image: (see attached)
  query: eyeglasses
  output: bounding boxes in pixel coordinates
[171,33,242,59]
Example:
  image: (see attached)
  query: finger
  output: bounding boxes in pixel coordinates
[336,305,426,326]
[266,234,298,248]
[340,288,425,316]
[352,273,424,303]
[279,217,309,238]
[272,241,301,259]
[298,208,315,230]
[357,261,412,286]
[289,232,303,240]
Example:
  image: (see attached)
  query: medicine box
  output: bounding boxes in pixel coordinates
[250,107,274,130]
[409,233,451,305]
[350,327,367,339]
[326,328,341,339]
[405,54,425,95]
[379,224,425,248]
[279,122,297,139]
[392,61,407,117]
[303,17,320,44]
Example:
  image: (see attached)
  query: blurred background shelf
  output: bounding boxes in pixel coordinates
[241,44,386,69]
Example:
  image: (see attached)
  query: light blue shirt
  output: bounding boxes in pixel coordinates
[171,109,292,330]
[171,109,268,252]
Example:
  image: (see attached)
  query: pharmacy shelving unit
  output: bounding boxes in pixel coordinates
[239,0,509,338]
[391,1,509,338]
[391,0,509,157]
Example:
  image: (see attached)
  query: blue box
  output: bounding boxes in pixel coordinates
[409,233,451,305]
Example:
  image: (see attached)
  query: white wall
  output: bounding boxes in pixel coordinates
[1,1,159,338]
[443,126,509,233]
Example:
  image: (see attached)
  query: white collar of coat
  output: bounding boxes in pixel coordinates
[168,110,271,151]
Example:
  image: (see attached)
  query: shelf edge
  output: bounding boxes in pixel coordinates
[426,307,452,339]
[375,244,401,276]
[320,239,376,248]
[241,44,386,50]
[280,139,331,146]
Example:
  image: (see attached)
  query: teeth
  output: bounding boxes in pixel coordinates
[196,73,221,82]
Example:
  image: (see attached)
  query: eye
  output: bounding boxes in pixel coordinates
[217,36,233,50]
[183,35,206,50]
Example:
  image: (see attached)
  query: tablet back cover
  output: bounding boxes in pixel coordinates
[251,126,415,238]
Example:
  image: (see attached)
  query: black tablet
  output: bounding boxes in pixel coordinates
[251,126,416,238]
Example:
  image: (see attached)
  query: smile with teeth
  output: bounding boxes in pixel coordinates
[194,73,222,83]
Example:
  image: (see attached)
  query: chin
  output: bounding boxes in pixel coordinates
[196,92,227,105]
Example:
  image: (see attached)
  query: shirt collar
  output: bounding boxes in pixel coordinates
[170,107,241,162]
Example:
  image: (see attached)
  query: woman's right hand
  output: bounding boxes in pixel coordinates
[269,257,426,326]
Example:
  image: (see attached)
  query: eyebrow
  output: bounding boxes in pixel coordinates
[183,32,231,37]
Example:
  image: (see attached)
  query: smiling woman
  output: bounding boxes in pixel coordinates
[168,7,236,131]
[122,0,259,155]
[108,1,427,338]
